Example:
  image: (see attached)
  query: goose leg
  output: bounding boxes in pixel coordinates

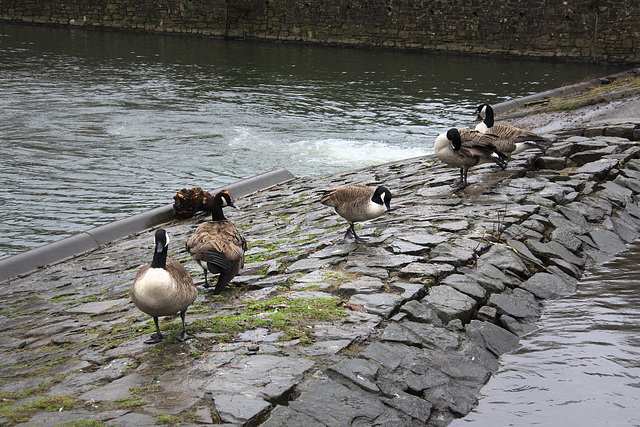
[451,168,468,189]
[350,223,368,244]
[176,311,194,342]
[145,317,165,344]
[202,268,211,288]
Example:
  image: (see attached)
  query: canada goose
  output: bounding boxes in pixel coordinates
[320,184,392,243]
[434,128,507,190]
[131,228,198,344]
[475,103,545,157]
[186,190,247,294]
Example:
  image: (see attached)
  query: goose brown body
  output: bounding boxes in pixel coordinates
[434,128,507,190]
[320,184,391,243]
[475,104,545,158]
[186,190,247,294]
[131,261,197,318]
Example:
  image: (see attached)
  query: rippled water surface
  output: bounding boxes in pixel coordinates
[453,242,640,426]
[0,23,626,258]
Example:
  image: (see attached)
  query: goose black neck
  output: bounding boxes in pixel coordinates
[484,106,495,127]
[211,196,227,221]
[150,243,168,269]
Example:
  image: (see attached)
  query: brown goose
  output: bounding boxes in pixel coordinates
[131,228,197,344]
[186,190,247,294]
[434,128,507,190]
[475,103,545,158]
[320,184,392,243]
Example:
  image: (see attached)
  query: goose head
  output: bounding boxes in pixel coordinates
[475,104,494,127]
[372,186,392,211]
[446,128,462,151]
[150,228,170,268]
[208,190,235,221]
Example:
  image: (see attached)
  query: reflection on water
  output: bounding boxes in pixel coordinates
[453,241,640,426]
[0,23,627,258]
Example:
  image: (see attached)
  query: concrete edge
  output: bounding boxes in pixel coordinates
[493,68,639,115]
[0,168,296,283]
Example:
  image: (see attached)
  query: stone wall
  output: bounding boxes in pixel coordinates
[1,0,639,63]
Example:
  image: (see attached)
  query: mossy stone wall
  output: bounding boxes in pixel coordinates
[1,0,638,63]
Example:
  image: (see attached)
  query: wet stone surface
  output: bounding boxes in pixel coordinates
[1,119,640,426]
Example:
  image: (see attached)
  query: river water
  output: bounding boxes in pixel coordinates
[0,23,626,259]
[452,243,640,426]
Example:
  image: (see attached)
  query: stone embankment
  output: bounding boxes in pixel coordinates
[1,95,640,426]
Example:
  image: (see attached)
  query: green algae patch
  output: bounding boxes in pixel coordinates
[0,395,78,424]
[191,296,348,345]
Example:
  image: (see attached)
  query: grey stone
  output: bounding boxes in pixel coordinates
[437,220,469,232]
[285,257,330,273]
[570,145,618,166]
[383,392,433,424]
[440,274,486,300]
[214,394,271,425]
[422,285,477,323]
[48,358,135,397]
[480,244,530,277]
[66,298,130,314]
[399,262,455,281]
[488,288,540,320]
[573,158,619,180]
[349,293,404,317]
[611,211,640,243]
[466,320,520,356]
[423,382,480,416]
[397,233,448,247]
[288,379,408,426]
[328,358,380,393]
[389,239,427,254]
[589,229,627,255]
[430,242,476,266]
[262,405,326,427]
[78,373,151,402]
[381,321,459,350]
[400,300,443,326]
[203,355,314,402]
[500,315,538,337]
[550,227,583,253]
[535,156,566,170]
[476,305,497,323]
[390,281,425,300]
[598,181,634,207]
[520,272,576,299]
[310,242,358,258]
[336,276,385,296]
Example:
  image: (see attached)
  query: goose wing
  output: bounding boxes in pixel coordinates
[489,124,545,144]
[186,221,246,268]
[320,184,373,207]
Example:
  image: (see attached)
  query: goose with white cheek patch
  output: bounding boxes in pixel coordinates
[320,184,392,244]
[186,190,247,294]
[475,103,545,159]
[131,228,198,344]
[434,128,507,190]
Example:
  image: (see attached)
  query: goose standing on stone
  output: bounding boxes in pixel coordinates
[131,228,198,344]
[475,103,545,159]
[186,190,247,294]
[320,184,392,243]
[434,128,507,190]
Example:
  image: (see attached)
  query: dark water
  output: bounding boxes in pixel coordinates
[453,242,640,426]
[0,22,626,258]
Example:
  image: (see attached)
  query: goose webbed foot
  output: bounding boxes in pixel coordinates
[176,331,194,342]
[345,223,368,244]
[145,318,165,344]
[176,312,194,342]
